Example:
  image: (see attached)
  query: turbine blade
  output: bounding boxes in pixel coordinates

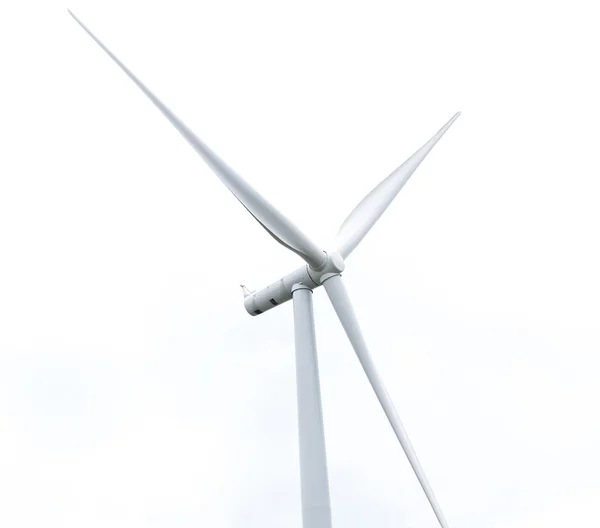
[68,10,326,269]
[333,113,460,259]
[323,274,450,528]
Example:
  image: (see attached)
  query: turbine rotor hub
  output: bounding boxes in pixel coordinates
[307,251,345,285]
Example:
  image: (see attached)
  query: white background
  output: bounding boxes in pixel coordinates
[1,1,599,527]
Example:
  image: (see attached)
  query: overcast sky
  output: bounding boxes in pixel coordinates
[1,1,599,527]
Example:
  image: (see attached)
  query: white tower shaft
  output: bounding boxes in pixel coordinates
[292,284,332,528]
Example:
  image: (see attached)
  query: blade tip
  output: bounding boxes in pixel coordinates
[67,8,82,26]
[442,111,461,131]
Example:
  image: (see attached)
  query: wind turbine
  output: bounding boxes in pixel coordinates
[69,10,460,528]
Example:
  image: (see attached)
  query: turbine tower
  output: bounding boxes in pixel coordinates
[69,11,460,527]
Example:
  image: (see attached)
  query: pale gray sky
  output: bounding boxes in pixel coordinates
[1,1,599,527]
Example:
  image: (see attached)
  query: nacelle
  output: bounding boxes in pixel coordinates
[243,252,345,316]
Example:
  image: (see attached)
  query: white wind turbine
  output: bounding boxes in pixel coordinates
[69,10,460,528]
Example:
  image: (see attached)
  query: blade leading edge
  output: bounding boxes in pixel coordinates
[68,10,326,269]
[333,112,460,259]
[323,274,450,528]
